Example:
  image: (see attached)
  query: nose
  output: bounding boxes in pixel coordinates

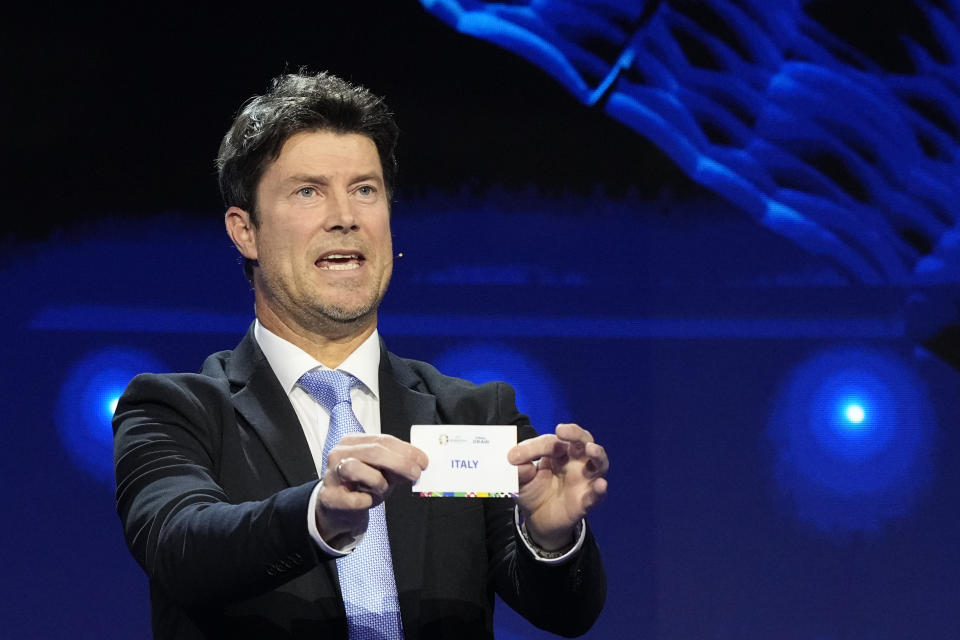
[324,192,359,233]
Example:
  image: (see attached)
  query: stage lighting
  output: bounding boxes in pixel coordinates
[768,346,935,534]
[432,342,569,431]
[843,402,865,426]
[56,347,166,485]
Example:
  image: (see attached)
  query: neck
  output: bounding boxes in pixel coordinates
[255,301,377,369]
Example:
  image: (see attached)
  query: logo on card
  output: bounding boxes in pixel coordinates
[438,434,449,446]
[439,433,468,446]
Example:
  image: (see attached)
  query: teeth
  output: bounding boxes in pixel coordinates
[316,253,362,271]
[319,262,361,271]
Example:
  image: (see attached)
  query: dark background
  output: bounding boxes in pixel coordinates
[3,1,958,638]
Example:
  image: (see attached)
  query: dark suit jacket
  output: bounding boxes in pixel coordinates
[114,328,605,639]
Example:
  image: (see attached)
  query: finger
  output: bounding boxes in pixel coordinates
[331,446,421,484]
[581,477,608,511]
[516,461,538,485]
[337,487,377,510]
[318,480,375,511]
[341,433,430,470]
[568,438,586,458]
[390,437,431,469]
[507,434,563,465]
[330,436,427,481]
[333,457,390,499]
[555,423,594,444]
[583,442,609,478]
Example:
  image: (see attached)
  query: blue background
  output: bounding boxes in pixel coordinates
[4,1,960,638]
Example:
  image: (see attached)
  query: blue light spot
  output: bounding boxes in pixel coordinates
[432,342,568,431]
[107,395,120,417]
[843,403,865,425]
[56,347,166,485]
[768,346,936,535]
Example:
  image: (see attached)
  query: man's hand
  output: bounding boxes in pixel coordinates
[316,434,428,546]
[507,423,609,551]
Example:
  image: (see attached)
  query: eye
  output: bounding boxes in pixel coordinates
[356,185,376,197]
[297,186,317,198]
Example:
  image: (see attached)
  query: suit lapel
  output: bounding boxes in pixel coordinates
[379,347,437,640]
[226,327,345,612]
[226,327,319,488]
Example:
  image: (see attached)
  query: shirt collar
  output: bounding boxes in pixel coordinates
[253,319,381,399]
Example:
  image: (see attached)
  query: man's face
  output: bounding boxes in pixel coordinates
[232,130,393,337]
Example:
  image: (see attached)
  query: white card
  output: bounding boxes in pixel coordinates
[410,424,518,497]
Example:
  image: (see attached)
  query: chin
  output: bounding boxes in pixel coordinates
[315,299,380,324]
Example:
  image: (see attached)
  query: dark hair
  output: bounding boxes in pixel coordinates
[217,70,399,220]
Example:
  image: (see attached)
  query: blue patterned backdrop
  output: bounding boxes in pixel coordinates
[3,1,959,638]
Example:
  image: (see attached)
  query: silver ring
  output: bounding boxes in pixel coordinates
[335,460,346,482]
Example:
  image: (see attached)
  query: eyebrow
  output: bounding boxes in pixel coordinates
[282,173,384,186]
[283,174,330,186]
[350,173,384,185]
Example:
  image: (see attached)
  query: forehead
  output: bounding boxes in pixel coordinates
[266,129,383,179]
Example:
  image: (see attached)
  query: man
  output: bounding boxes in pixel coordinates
[114,71,609,639]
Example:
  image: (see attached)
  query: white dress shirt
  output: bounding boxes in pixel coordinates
[253,320,585,563]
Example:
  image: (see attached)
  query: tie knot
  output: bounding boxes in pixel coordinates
[297,368,358,411]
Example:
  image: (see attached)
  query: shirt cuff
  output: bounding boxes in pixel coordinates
[514,506,586,565]
[307,481,364,556]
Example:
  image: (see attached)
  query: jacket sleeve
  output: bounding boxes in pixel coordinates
[113,372,327,607]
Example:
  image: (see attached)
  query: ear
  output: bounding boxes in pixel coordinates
[225,206,259,260]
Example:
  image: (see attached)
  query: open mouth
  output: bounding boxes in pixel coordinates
[316,251,365,271]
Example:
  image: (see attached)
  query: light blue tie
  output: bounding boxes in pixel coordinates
[298,368,404,640]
